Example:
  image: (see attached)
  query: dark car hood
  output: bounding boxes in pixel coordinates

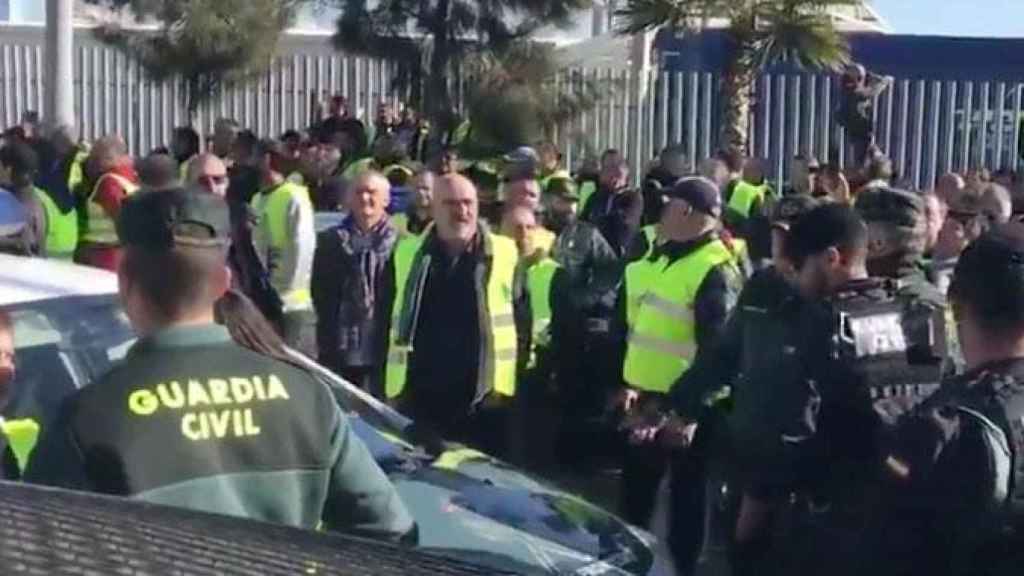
[351,418,655,575]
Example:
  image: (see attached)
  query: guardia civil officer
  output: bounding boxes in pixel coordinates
[25,188,415,542]
[867,223,1024,576]
[688,204,941,576]
[665,194,819,576]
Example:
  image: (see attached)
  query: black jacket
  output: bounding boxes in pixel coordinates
[581,186,644,257]
[311,220,397,370]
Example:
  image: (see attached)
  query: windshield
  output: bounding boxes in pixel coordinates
[3,295,415,444]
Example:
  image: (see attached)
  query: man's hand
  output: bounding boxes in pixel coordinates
[659,417,698,449]
[608,388,641,414]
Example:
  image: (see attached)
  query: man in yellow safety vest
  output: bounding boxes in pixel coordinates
[612,176,742,566]
[384,174,526,458]
[250,139,317,356]
[0,310,40,478]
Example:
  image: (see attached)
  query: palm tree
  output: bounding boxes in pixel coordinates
[459,43,604,158]
[617,0,855,154]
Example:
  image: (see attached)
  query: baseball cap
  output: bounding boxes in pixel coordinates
[117,188,231,250]
[771,194,818,231]
[503,146,540,180]
[854,186,925,229]
[667,176,721,217]
[546,176,579,200]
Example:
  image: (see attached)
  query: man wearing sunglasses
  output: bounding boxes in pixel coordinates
[187,154,230,198]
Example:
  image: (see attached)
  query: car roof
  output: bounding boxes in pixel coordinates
[0,254,118,306]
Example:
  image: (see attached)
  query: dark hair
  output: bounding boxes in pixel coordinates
[601,148,622,162]
[138,153,180,190]
[786,203,869,269]
[173,127,201,159]
[281,130,303,143]
[121,246,226,322]
[949,227,1024,337]
[213,290,303,368]
[0,141,39,179]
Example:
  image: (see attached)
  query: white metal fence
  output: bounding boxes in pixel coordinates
[3,24,1024,190]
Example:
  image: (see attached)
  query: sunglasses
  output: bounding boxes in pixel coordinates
[198,175,228,186]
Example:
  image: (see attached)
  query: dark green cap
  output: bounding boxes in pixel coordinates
[854,186,925,229]
[117,188,231,250]
[546,176,579,200]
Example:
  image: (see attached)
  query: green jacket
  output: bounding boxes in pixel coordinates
[24,324,414,542]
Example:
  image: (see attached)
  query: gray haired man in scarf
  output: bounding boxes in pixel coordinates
[312,171,398,398]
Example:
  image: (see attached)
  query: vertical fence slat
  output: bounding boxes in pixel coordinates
[774,74,786,188]
[912,80,926,188]
[961,82,974,172]
[1012,85,1023,170]
[994,83,1007,170]
[760,74,771,159]
[658,71,669,153]
[687,72,698,164]
[941,81,956,174]
[925,81,941,189]
[701,73,713,161]
[979,82,991,169]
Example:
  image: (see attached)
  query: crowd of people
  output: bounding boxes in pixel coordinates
[2,86,1024,576]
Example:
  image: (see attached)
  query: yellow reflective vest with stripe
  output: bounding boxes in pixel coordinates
[727,181,771,219]
[34,187,79,260]
[526,257,558,366]
[386,232,519,399]
[67,149,89,197]
[1,418,40,473]
[623,239,737,394]
[82,173,139,245]
[251,181,314,310]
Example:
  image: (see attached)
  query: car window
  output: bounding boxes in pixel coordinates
[4,295,135,425]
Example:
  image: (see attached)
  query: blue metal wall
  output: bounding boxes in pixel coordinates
[654,31,1024,189]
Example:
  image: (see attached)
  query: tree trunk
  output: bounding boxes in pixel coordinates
[719,45,755,156]
[425,0,454,152]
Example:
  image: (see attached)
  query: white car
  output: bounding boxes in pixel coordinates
[0,255,672,576]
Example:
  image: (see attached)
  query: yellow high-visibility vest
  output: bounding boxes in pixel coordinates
[385,232,519,399]
[250,181,314,310]
[1,418,40,473]
[623,239,737,394]
[727,181,771,219]
[33,187,79,260]
[81,173,139,245]
[526,257,559,362]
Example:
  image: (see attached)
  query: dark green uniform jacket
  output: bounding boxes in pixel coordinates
[24,324,414,541]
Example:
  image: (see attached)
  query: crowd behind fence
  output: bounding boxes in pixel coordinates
[3,24,1024,190]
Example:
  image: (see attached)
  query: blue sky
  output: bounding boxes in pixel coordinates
[875,0,1024,37]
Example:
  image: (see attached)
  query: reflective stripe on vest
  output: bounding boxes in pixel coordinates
[1,418,40,473]
[251,181,314,309]
[577,181,596,216]
[67,149,89,195]
[82,173,139,244]
[727,181,770,219]
[623,240,737,393]
[34,187,79,260]
[386,233,519,399]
